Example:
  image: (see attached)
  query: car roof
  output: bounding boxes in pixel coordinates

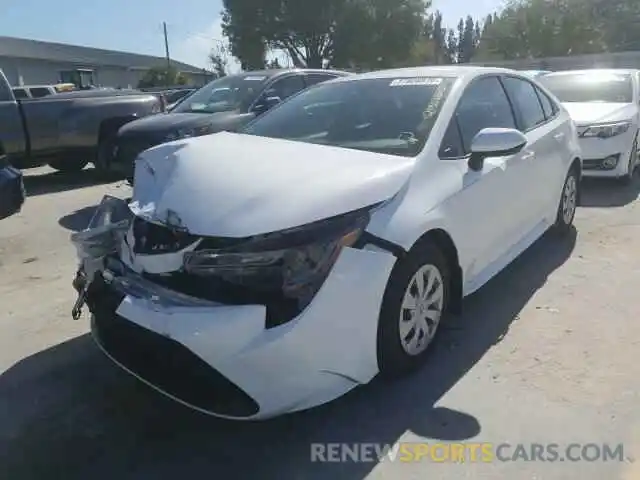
[230,68,350,79]
[544,68,639,77]
[331,65,518,84]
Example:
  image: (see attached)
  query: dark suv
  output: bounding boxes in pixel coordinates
[101,68,350,182]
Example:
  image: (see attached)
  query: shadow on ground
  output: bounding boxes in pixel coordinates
[58,205,101,232]
[579,172,640,208]
[0,228,577,480]
[23,167,117,197]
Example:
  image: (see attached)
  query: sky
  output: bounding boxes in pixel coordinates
[1,0,504,72]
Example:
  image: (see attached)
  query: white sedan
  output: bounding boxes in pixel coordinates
[539,69,640,183]
[71,66,582,420]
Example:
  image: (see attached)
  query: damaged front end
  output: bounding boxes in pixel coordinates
[71,194,374,328]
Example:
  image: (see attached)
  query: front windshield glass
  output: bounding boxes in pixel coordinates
[172,74,270,113]
[539,72,633,103]
[242,77,454,157]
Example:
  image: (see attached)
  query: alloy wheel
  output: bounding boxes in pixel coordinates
[562,174,577,225]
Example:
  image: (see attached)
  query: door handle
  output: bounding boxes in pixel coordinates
[554,132,565,141]
[521,151,536,161]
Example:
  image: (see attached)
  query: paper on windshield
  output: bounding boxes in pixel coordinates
[244,76,267,81]
[390,78,443,87]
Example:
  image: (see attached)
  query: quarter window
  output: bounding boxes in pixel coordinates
[439,121,465,159]
[501,76,546,131]
[455,76,517,153]
[535,87,558,120]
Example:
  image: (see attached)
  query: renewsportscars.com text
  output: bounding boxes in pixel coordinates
[310,442,627,463]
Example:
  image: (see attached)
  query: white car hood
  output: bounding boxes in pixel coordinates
[562,102,638,126]
[130,131,416,237]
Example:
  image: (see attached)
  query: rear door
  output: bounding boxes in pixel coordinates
[501,75,566,223]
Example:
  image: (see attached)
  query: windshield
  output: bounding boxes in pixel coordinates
[539,72,633,103]
[242,77,454,157]
[172,74,270,114]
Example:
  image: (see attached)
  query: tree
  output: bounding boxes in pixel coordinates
[472,0,640,60]
[137,66,187,88]
[209,44,229,77]
[457,16,477,63]
[221,0,432,70]
[221,8,267,70]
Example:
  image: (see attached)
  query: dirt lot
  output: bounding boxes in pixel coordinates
[1,166,639,480]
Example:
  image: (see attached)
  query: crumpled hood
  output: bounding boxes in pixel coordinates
[118,111,248,137]
[129,131,416,237]
[562,102,638,126]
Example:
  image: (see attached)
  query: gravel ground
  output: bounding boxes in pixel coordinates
[1,166,639,480]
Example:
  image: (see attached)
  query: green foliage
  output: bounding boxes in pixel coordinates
[221,0,431,70]
[138,66,187,88]
[476,0,640,60]
[217,0,640,70]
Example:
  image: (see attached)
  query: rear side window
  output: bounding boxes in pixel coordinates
[455,76,517,153]
[29,87,53,98]
[12,88,28,100]
[501,76,546,131]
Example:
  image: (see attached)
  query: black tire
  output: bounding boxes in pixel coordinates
[48,158,89,173]
[377,240,451,378]
[94,136,121,180]
[553,166,579,234]
[619,133,638,185]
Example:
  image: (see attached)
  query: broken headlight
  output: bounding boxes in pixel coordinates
[182,207,372,323]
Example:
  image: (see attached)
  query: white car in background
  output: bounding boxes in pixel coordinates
[71,66,581,420]
[539,69,640,183]
[520,70,552,79]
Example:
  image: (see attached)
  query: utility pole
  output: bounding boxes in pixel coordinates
[163,22,171,86]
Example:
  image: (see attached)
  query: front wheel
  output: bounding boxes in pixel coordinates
[553,167,579,233]
[619,133,638,185]
[377,241,450,378]
[48,158,89,173]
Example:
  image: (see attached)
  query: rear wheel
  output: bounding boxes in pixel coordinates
[48,158,89,173]
[553,167,579,234]
[377,240,450,378]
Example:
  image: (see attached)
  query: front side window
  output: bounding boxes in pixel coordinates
[539,72,634,103]
[305,73,339,87]
[243,76,455,157]
[501,76,546,131]
[455,76,517,152]
[173,73,271,114]
[11,88,28,100]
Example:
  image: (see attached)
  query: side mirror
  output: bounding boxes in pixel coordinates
[253,95,282,114]
[468,128,527,171]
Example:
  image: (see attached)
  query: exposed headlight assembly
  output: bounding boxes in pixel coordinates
[581,121,632,139]
[165,124,213,141]
[182,206,374,326]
